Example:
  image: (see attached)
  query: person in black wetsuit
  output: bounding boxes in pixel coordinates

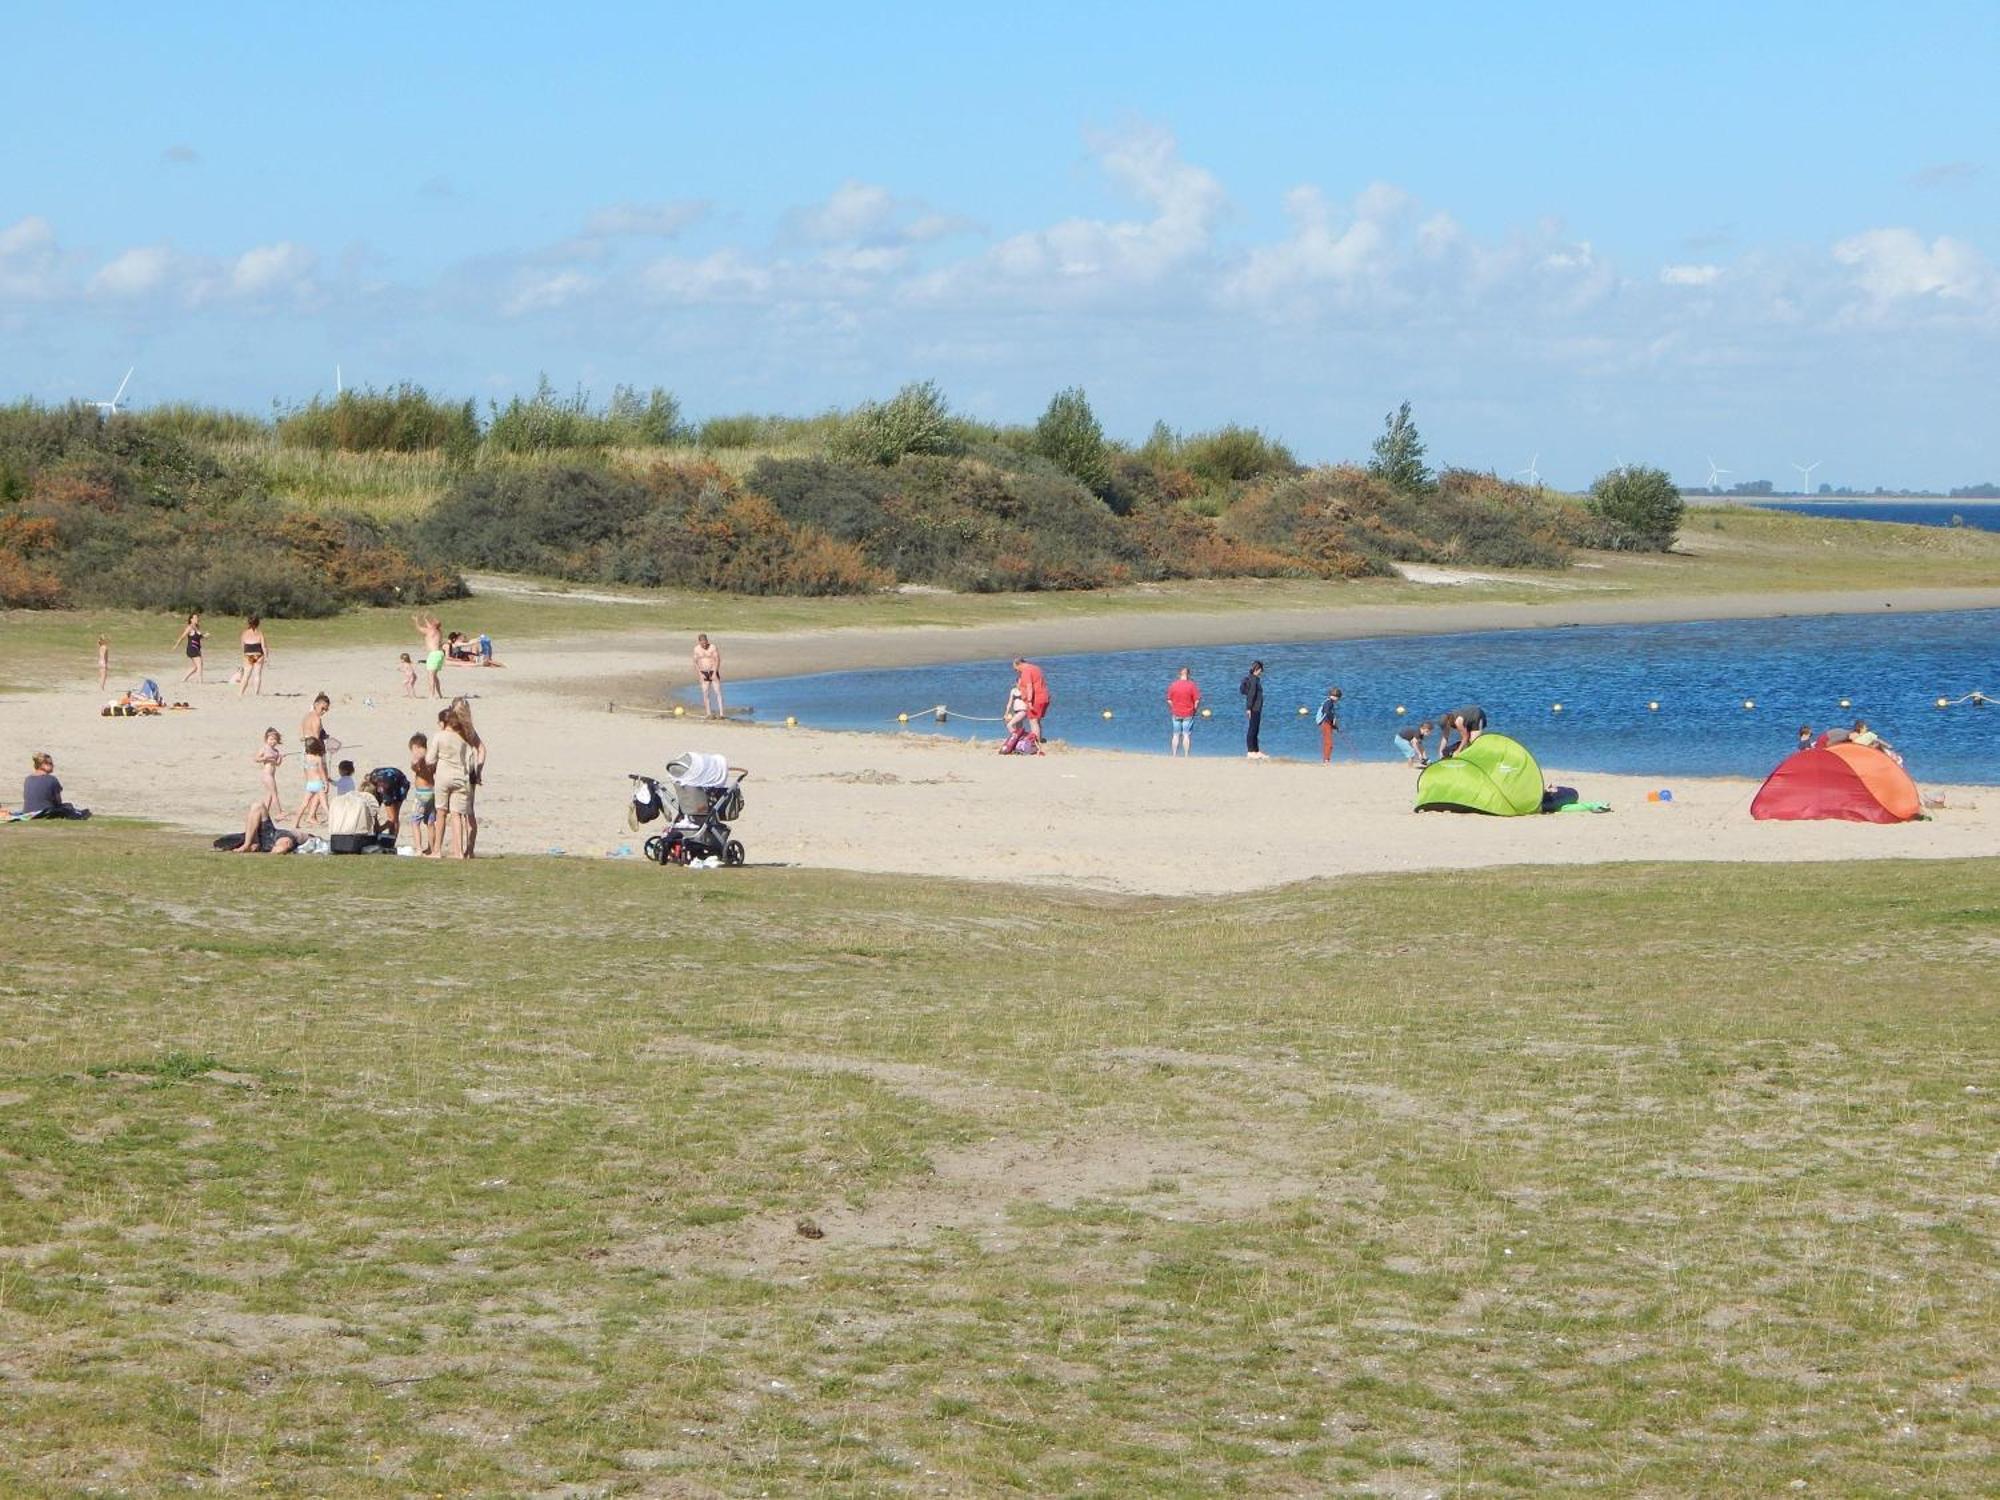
[1241,660,1267,759]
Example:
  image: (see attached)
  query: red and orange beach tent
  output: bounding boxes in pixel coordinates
[1750,743,1921,824]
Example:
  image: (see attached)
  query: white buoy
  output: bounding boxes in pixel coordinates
[785,715,797,728]
[1102,709,1113,720]
[1552,703,1563,713]
[1647,701,1659,711]
[1742,699,1756,710]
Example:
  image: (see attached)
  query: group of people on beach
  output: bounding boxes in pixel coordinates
[994,656,1492,766]
[239,689,488,858]
[403,613,506,699]
[1797,719,1900,762]
[95,612,505,708]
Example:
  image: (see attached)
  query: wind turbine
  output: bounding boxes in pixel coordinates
[1514,452,1542,486]
[92,367,134,416]
[1705,456,1731,490]
[1792,460,1822,496]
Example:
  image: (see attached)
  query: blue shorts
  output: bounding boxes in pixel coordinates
[1172,716,1195,733]
[1396,733,1420,760]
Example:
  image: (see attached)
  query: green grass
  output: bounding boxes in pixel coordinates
[0,825,1993,1494]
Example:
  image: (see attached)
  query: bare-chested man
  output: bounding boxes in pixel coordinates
[413,613,445,699]
[692,634,724,718]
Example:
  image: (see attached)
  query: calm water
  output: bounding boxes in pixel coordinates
[720,609,2000,783]
[1749,500,2000,532]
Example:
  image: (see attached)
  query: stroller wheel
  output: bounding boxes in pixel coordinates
[643,835,668,865]
[723,840,745,867]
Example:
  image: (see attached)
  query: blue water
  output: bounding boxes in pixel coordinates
[723,609,2000,783]
[1749,500,2000,532]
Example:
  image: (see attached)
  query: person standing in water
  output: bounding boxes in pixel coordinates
[1241,660,1266,759]
[1166,666,1201,757]
[238,616,269,697]
[173,612,205,684]
[693,634,725,719]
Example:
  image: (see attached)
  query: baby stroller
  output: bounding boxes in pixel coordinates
[628,751,748,866]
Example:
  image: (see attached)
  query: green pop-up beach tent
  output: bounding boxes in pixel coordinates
[1414,732,1544,815]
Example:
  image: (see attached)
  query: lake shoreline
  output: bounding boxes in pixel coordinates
[677,584,2000,688]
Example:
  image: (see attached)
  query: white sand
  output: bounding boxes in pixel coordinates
[6,626,1991,895]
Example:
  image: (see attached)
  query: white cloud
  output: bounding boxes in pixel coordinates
[503,269,595,315]
[229,241,317,297]
[1224,183,1406,308]
[90,245,174,298]
[1660,263,1722,286]
[641,249,772,304]
[1832,228,1995,305]
[0,216,62,300]
[918,124,1222,304]
[786,180,974,248]
[581,200,709,239]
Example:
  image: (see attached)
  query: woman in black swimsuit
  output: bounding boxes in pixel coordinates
[174,611,205,685]
[238,615,269,698]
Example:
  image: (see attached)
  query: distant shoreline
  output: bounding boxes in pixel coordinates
[1683,494,1999,507]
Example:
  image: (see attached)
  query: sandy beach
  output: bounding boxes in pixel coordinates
[6,597,1992,894]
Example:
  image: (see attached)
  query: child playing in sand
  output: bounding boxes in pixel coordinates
[333,759,357,796]
[253,728,287,819]
[407,733,436,854]
[96,635,109,691]
[399,653,418,697]
[296,736,331,828]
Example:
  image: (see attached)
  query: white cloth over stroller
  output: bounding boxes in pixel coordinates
[666,751,730,788]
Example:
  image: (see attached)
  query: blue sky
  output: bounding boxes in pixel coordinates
[3,2,1995,488]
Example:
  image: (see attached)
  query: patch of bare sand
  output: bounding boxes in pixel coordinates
[638,1038,1047,1115]
[708,1135,1312,1270]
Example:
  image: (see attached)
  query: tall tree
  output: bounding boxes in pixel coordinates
[1033,387,1110,494]
[1368,401,1431,491]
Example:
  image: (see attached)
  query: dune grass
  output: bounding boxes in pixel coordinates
[0,826,1993,1494]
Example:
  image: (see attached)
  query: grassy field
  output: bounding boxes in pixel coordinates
[0,826,1992,1494]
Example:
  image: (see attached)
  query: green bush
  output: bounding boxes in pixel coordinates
[747,457,896,542]
[1032,387,1110,494]
[485,378,686,455]
[417,465,653,575]
[136,403,270,444]
[1224,465,1588,575]
[1588,464,1684,551]
[830,380,961,465]
[1176,425,1298,486]
[419,459,876,596]
[277,385,479,457]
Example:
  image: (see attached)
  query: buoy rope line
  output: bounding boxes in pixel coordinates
[617,692,1993,726]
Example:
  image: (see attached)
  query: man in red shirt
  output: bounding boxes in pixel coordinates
[1012,657,1050,744]
[1166,665,1201,757]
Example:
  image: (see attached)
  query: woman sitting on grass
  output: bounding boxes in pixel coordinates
[19,753,89,819]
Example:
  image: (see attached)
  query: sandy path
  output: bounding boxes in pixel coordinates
[5,625,1991,895]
